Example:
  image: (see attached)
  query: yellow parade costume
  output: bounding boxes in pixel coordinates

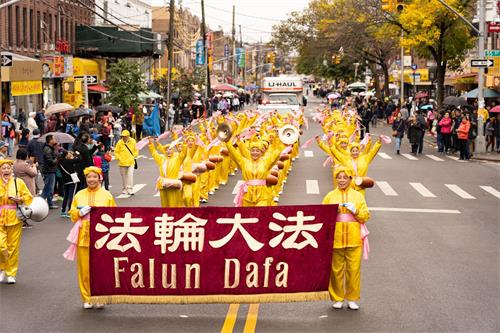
[69,182,116,303]
[0,167,33,279]
[322,183,370,302]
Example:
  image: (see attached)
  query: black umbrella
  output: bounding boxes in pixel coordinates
[67,108,92,118]
[443,96,468,106]
[95,104,123,114]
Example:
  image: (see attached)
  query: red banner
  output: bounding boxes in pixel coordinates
[89,205,337,304]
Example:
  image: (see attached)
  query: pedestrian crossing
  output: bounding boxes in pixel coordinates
[374,152,479,163]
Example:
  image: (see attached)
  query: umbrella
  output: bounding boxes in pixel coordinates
[327,92,341,99]
[95,104,123,114]
[138,91,162,99]
[462,88,500,99]
[443,96,468,106]
[45,103,74,115]
[38,132,75,144]
[415,91,428,99]
[347,82,366,89]
[489,105,500,113]
[212,83,238,92]
[68,108,92,118]
[420,104,433,110]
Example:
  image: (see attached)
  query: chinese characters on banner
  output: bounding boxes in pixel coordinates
[89,205,338,304]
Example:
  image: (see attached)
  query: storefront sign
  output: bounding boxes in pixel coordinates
[89,205,337,304]
[11,80,43,96]
[10,60,43,81]
[42,55,74,78]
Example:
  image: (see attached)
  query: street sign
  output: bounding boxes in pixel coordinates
[195,39,204,65]
[74,75,98,85]
[411,64,417,71]
[410,73,421,83]
[1,55,13,67]
[224,44,230,58]
[471,59,494,68]
[488,22,500,33]
[484,50,500,57]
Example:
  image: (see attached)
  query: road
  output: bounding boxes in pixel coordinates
[1,97,499,333]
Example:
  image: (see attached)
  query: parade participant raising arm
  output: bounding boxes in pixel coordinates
[0,159,33,284]
[65,166,116,309]
[322,166,370,310]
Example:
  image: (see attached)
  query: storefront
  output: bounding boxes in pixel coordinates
[63,57,106,108]
[41,55,74,108]
[1,52,43,118]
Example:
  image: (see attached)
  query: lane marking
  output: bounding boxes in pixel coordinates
[370,207,461,214]
[480,186,500,199]
[402,153,418,161]
[137,155,147,159]
[447,155,460,161]
[220,304,240,333]
[426,154,444,162]
[243,304,259,333]
[410,182,436,198]
[445,184,476,199]
[149,157,155,160]
[304,150,314,157]
[232,181,244,194]
[306,180,320,194]
[376,181,398,196]
[377,152,392,160]
[154,192,160,197]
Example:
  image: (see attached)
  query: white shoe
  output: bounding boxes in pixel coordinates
[121,190,127,195]
[332,301,343,309]
[0,270,5,283]
[95,304,105,309]
[230,173,236,176]
[208,191,215,195]
[347,301,359,310]
[273,196,279,202]
[6,276,16,284]
[83,302,93,309]
[200,198,208,203]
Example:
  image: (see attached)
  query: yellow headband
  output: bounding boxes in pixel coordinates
[249,141,265,152]
[0,159,14,167]
[349,143,360,151]
[334,166,354,179]
[84,166,102,176]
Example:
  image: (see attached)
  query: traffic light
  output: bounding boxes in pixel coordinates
[270,52,276,64]
[331,54,341,64]
[395,0,405,12]
[266,53,272,63]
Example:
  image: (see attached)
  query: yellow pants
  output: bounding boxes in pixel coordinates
[0,223,23,277]
[77,246,90,303]
[160,189,184,208]
[329,246,362,302]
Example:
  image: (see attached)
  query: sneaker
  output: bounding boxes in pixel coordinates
[208,191,215,195]
[0,270,5,283]
[347,301,359,310]
[60,212,67,218]
[332,301,343,309]
[83,302,93,309]
[273,196,280,203]
[6,276,16,284]
[49,205,59,209]
[200,198,208,203]
[121,190,128,195]
[22,221,33,229]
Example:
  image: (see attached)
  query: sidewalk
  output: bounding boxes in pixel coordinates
[423,135,500,162]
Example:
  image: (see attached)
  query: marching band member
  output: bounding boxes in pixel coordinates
[0,159,33,284]
[322,166,370,310]
[65,166,116,309]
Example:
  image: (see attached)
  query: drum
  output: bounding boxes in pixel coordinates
[266,175,279,186]
[220,148,229,156]
[192,163,207,174]
[204,161,216,170]
[270,169,279,177]
[277,161,285,170]
[180,172,197,184]
[158,178,182,190]
[279,154,290,161]
[209,155,223,163]
[354,176,375,189]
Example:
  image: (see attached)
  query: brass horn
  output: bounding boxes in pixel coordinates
[278,125,300,145]
[216,123,233,143]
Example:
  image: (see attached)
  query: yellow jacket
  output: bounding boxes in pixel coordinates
[114,138,138,167]
[149,143,186,188]
[331,140,381,178]
[69,187,116,248]
[0,177,33,226]
[322,187,370,248]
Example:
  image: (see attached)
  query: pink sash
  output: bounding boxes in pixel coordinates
[0,205,17,210]
[233,179,267,207]
[335,213,370,260]
[62,216,87,261]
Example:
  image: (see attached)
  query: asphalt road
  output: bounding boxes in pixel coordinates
[1,97,499,333]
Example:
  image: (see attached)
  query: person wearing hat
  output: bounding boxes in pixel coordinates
[0,141,8,160]
[322,166,370,310]
[114,130,138,196]
[0,159,33,284]
[65,166,116,309]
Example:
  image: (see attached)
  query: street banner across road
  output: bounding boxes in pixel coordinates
[88,205,337,304]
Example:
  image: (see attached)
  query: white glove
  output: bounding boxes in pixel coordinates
[342,203,357,215]
[79,206,92,217]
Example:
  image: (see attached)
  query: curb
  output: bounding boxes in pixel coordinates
[471,156,500,162]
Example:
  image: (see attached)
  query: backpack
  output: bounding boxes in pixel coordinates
[93,155,102,169]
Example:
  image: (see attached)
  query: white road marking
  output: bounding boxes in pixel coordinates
[232,181,244,194]
[149,157,155,160]
[377,152,392,160]
[447,155,460,161]
[410,182,436,198]
[445,184,476,199]
[370,207,461,214]
[480,186,500,199]
[137,155,147,159]
[402,153,418,160]
[376,181,398,196]
[426,154,444,162]
[154,192,160,197]
[304,150,314,157]
[306,180,320,194]
[116,184,146,199]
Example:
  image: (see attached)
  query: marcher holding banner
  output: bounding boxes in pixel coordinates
[0,159,33,284]
[322,166,370,310]
[65,166,116,309]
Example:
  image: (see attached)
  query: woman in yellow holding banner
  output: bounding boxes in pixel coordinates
[64,166,116,309]
[0,159,33,284]
[322,166,370,310]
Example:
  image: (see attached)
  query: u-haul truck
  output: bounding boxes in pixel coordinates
[259,76,303,113]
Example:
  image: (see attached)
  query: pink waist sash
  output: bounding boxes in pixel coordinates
[1,205,17,210]
[62,215,87,261]
[335,213,370,260]
[336,213,356,222]
[233,179,267,207]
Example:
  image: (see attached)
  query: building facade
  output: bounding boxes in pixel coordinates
[95,0,152,29]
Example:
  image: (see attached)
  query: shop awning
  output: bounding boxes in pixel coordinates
[88,85,108,93]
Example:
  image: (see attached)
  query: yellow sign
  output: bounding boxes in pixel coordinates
[11,81,43,96]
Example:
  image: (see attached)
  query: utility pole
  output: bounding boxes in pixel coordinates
[477,0,485,111]
[201,0,210,98]
[239,25,244,86]
[166,0,175,108]
[231,5,236,83]
[400,30,405,110]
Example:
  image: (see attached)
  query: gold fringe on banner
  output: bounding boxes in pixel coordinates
[90,291,330,305]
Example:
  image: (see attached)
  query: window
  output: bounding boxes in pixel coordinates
[103,1,108,20]
[15,6,20,47]
[7,6,12,46]
[23,7,27,47]
[37,11,41,49]
[43,13,47,44]
[30,9,34,48]
[48,14,53,43]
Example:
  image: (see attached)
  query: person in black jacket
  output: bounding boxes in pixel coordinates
[392,113,406,155]
[41,134,59,209]
[407,114,423,155]
[58,150,82,217]
[72,132,99,190]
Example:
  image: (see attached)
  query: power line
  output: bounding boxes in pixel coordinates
[94,0,155,35]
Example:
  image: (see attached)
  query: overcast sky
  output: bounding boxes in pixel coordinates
[151,0,310,43]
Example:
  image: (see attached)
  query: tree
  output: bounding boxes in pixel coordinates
[398,0,476,106]
[107,59,146,111]
[152,67,206,103]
